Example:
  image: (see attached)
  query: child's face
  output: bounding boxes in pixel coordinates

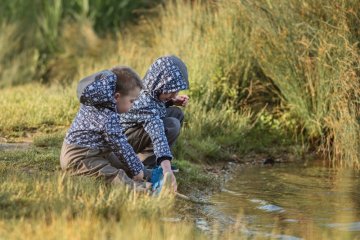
[114,87,140,113]
[158,92,178,102]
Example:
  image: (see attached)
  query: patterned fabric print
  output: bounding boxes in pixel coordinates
[120,56,189,161]
[80,70,117,109]
[65,71,144,176]
[143,56,189,98]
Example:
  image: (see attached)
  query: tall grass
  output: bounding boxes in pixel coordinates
[0,0,359,165]
[0,0,161,87]
[239,0,360,165]
[144,0,360,165]
[175,102,253,162]
[0,170,204,239]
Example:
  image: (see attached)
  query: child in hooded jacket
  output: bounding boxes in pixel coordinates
[120,55,190,191]
[60,66,147,188]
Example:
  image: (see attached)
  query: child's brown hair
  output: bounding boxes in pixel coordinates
[111,66,143,95]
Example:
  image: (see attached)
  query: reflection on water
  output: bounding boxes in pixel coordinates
[210,162,360,239]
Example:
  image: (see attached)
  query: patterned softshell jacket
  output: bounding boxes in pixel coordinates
[120,55,189,161]
[65,70,144,176]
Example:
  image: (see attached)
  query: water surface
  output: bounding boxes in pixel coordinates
[209,162,360,239]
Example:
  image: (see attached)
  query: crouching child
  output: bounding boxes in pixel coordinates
[120,55,190,192]
[60,67,147,189]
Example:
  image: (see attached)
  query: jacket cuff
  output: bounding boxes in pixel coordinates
[130,161,144,176]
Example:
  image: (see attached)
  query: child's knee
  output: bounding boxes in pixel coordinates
[167,106,185,123]
[164,117,181,141]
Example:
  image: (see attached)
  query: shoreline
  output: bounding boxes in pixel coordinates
[174,150,304,231]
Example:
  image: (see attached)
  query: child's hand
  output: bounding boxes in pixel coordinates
[161,160,177,192]
[172,95,189,107]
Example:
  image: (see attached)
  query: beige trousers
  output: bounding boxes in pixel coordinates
[60,142,137,187]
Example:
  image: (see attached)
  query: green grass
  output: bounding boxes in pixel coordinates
[1,130,217,194]
[0,168,203,239]
[0,0,359,237]
[0,134,207,239]
[0,84,77,138]
[2,0,358,165]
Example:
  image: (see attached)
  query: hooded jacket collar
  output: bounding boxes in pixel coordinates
[142,55,189,100]
[78,70,117,110]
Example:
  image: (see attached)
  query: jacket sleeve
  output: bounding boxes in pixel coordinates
[104,114,144,176]
[143,115,173,162]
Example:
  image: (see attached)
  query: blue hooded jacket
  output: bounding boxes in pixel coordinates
[65,70,144,176]
[120,55,189,161]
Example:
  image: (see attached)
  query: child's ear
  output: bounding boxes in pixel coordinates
[114,92,121,100]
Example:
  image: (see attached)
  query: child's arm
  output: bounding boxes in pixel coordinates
[143,116,173,163]
[104,114,144,177]
[143,117,177,192]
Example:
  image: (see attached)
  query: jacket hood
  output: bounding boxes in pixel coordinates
[77,70,117,109]
[143,55,189,99]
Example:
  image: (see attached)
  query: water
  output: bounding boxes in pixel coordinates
[208,162,360,239]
